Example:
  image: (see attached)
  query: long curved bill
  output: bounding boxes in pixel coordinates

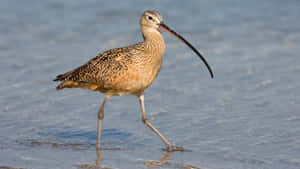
[159,22,214,78]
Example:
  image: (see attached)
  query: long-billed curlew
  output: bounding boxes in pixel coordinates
[54,10,214,152]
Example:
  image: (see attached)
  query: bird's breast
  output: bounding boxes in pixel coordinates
[105,56,162,96]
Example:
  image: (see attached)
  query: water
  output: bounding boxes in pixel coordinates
[1,0,300,168]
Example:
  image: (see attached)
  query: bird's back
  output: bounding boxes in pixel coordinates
[54,42,162,96]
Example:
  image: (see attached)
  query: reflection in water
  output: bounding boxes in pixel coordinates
[145,152,171,168]
[160,151,172,161]
[77,164,111,169]
[76,148,111,169]
[20,139,200,169]
[89,149,200,169]
[145,151,201,169]
[0,166,26,169]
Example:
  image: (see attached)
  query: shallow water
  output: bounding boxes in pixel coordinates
[1,0,300,169]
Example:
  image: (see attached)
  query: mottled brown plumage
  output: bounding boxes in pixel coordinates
[54,10,213,153]
[54,41,162,96]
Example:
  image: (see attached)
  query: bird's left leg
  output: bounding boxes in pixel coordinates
[138,93,184,151]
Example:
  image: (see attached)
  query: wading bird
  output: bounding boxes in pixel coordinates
[54,10,213,152]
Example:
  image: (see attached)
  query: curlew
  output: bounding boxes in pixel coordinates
[54,10,214,152]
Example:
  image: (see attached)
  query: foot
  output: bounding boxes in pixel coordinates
[165,145,185,152]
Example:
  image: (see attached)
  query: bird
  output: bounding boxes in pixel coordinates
[54,10,214,152]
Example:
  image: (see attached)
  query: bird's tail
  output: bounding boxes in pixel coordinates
[55,81,79,90]
[53,73,68,82]
[54,72,74,90]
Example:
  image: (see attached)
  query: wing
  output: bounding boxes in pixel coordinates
[54,45,141,90]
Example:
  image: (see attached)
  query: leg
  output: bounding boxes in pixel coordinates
[138,94,184,151]
[97,95,110,151]
[96,146,101,166]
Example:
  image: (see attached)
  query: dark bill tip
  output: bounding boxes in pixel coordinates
[159,22,214,79]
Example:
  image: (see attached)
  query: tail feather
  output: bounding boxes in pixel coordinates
[53,73,67,81]
[56,83,65,90]
[54,67,87,90]
[56,81,79,90]
[53,67,80,82]
[54,72,75,90]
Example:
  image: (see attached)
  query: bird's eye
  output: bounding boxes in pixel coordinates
[148,16,153,20]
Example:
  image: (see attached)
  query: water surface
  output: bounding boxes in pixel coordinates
[1,0,300,169]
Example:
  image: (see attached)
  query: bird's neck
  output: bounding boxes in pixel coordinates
[141,27,165,57]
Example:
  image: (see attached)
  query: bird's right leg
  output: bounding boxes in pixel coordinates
[97,95,111,151]
[138,94,184,152]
